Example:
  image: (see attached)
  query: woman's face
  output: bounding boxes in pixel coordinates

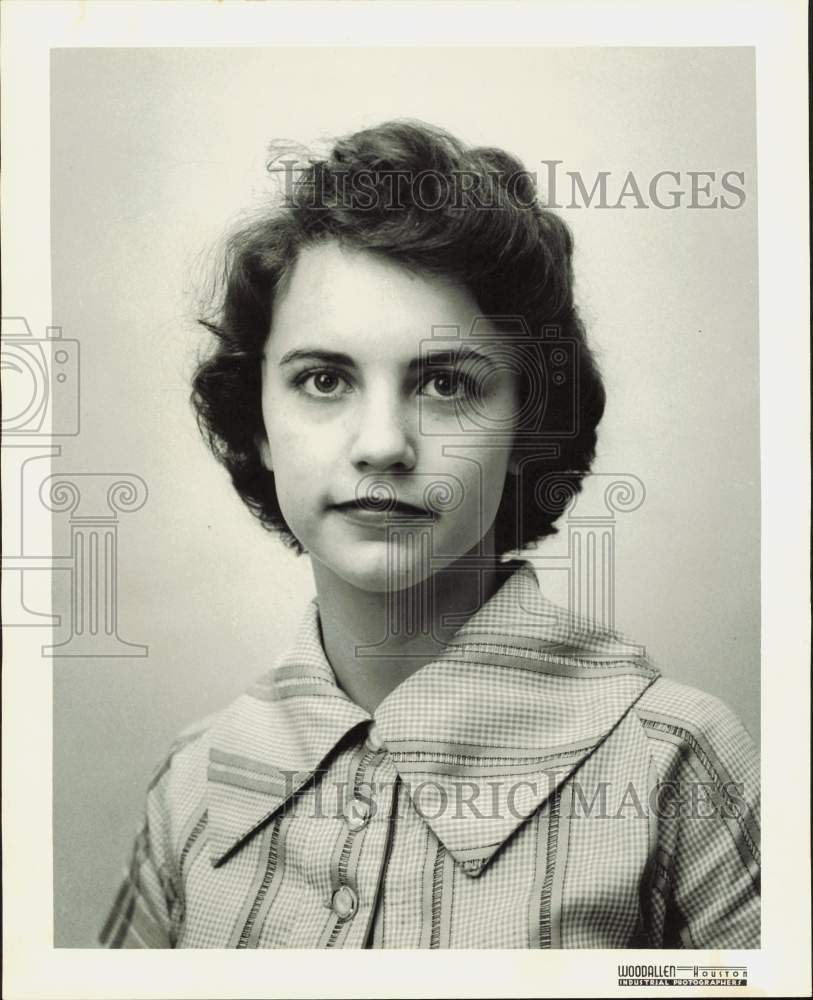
[259,241,519,592]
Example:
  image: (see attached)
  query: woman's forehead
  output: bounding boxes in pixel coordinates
[267,241,499,362]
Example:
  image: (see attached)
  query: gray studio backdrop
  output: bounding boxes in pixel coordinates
[49,47,759,946]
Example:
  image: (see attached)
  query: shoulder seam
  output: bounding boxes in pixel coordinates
[147,719,213,794]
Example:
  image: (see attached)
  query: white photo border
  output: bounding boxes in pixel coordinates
[2,1,809,997]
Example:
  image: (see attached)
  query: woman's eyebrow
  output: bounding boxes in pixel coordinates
[276,345,495,369]
[418,345,494,368]
[277,348,355,367]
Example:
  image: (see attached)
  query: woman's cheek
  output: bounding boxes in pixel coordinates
[273,471,318,548]
[270,415,324,466]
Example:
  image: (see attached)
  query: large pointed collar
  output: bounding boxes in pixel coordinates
[206,604,371,865]
[207,563,659,874]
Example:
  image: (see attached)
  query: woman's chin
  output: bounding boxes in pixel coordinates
[311,540,436,594]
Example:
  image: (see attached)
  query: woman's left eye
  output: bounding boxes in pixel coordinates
[420,371,472,399]
[296,369,352,398]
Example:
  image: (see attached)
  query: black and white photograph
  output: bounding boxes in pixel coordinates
[2,1,809,997]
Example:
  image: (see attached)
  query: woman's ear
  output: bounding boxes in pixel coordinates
[256,432,273,472]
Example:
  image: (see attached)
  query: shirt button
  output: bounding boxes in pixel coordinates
[366,723,384,751]
[331,886,358,921]
[342,795,372,831]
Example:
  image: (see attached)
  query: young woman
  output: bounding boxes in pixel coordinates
[101,120,759,949]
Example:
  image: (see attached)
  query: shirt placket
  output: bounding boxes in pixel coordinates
[317,727,398,948]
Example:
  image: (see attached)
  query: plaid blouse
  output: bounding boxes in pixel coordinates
[100,563,760,949]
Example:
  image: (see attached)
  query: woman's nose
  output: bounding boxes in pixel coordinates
[349,394,417,472]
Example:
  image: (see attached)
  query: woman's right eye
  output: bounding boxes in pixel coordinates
[295,369,352,398]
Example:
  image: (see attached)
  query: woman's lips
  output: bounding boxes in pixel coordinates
[329,501,434,528]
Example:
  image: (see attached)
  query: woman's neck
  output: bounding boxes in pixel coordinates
[311,534,504,714]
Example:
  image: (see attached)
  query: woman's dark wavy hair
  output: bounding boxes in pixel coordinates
[191,120,605,555]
